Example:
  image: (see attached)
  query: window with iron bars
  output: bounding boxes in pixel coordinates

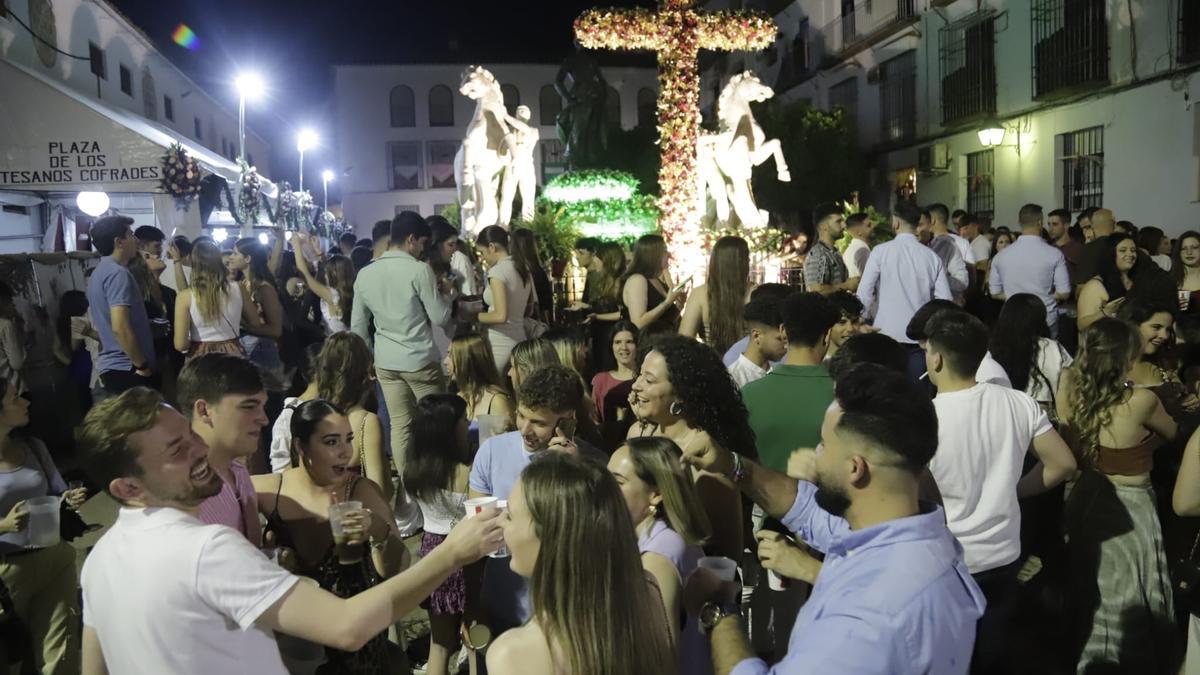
[1180,0,1200,65]
[1032,0,1108,100]
[1059,126,1104,212]
[829,77,858,121]
[940,14,996,125]
[879,51,916,144]
[965,150,995,220]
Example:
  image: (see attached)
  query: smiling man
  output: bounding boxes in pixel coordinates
[469,364,604,634]
[76,387,503,675]
[177,353,269,545]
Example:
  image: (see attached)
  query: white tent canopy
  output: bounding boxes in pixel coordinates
[0,57,251,194]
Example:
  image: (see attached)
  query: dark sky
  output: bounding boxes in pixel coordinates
[108,0,656,195]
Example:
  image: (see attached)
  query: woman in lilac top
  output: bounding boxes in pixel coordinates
[608,436,714,675]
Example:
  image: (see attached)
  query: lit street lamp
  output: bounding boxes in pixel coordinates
[296,129,318,192]
[234,73,264,163]
[321,169,334,211]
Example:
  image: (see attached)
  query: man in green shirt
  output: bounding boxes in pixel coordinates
[742,292,840,473]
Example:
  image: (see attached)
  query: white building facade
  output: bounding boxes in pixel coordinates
[333,63,659,234]
[708,0,1200,234]
[0,0,271,250]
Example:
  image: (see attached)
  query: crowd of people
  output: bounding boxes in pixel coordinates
[4,199,1200,674]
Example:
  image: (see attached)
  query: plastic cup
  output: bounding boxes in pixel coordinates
[698,555,737,582]
[328,500,364,564]
[488,500,510,558]
[25,496,60,548]
[463,496,498,518]
[767,569,786,591]
[1180,290,1191,312]
[477,415,507,442]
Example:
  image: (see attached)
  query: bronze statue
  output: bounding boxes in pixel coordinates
[554,45,609,168]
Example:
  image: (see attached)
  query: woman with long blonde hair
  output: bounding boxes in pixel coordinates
[679,236,752,355]
[1057,317,1179,672]
[489,451,676,675]
[608,436,711,673]
[173,241,263,360]
[445,331,513,426]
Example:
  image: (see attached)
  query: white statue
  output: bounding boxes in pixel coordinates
[454,66,512,234]
[499,105,538,224]
[698,72,791,229]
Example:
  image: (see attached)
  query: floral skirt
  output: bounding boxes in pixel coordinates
[420,532,466,615]
[185,338,246,362]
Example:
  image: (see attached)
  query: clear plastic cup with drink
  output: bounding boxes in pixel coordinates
[25,496,60,549]
[463,496,507,558]
[328,500,365,564]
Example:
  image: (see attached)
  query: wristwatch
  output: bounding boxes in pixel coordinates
[699,601,739,634]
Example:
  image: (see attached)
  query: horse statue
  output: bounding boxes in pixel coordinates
[698,72,791,229]
[454,66,512,234]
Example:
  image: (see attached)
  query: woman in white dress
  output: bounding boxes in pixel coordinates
[475,226,532,372]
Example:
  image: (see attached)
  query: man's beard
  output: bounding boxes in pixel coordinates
[156,470,223,508]
[813,474,852,518]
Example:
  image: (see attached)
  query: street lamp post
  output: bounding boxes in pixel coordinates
[321,170,334,212]
[296,129,317,192]
[234,73,264,163]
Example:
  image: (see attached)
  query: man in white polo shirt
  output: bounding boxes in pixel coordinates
[77,387,502,675]
[922,312,1076,675]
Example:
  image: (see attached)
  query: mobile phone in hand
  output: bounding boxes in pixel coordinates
[555,417,577,440]
[672,275,693,295]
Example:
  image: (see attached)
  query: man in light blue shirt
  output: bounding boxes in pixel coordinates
[683,363,985,675]
[351,212,453,531]
[857,201,952,380]
[468,365,604,633]
[86,216,158,394]
[989,203,1072,336]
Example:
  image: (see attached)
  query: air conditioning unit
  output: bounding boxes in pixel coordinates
[918,144,950,174]
[866,65,883,84]
[930,0,956,7]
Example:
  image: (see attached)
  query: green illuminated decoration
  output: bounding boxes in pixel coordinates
[539,170,658,240]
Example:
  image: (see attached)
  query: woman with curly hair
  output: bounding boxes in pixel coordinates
[627,335,754,561]
[990,293,1073,414]
[1056,318,1179,673]
[679,236,753,355]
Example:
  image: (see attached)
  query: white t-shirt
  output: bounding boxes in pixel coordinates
[930,383,1052,573]
[82,507,299,675]
[1026,337,1073,406]
[970,235,992,263]
[948,232,976,265]
[728,354,770,389]
[842,238,871,278]
[976,352,1012,387]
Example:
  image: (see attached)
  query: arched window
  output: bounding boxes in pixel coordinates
[501,83,520,117]
[637,88,656,129]
[390,85,415,127]
[539,85,562,127]
[428,85,455,127]
[606,86,621,128]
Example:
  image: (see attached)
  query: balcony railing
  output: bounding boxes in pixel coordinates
[1032,0,1109,100]
[940,12,997,125]
[820,0,919,63]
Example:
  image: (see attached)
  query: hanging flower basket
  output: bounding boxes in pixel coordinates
[159,143,203,209]
[237,159,262,225]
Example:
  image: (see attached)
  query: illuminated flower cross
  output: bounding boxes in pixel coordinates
[575,0,775,278]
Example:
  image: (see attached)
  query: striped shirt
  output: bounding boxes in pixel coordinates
[197,460,262,546]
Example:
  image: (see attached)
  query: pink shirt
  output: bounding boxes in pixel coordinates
[197,460,262,547]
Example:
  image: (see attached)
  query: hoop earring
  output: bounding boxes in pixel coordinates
[668,400,683,417]
[648,504,658,518]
